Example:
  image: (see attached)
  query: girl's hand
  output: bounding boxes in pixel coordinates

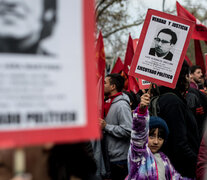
[140,93,150,110]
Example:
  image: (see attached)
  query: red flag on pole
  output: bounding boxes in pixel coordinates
[127,76,139,94]
[194,40,206,74]
[96,32,105,118]
[123,34,134,74]
[133,39,139,52]
[111,57,124,74]
[121,35,139,94]
[176,1,207,41]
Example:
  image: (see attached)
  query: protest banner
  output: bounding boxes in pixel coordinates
[0,0,99,148]
[129,9,195,88]
[138,79,151,90]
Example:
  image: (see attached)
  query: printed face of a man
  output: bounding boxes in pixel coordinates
[0,0,44,39]
[154,32,173,57]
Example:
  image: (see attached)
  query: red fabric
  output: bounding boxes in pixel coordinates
[123,34,134,74]
[120,70,129,90]
[111,57,124,74]
[196,133,207,180]
[128,75,139,94]
[133,39,139,51]
[137,104,148,115]
[185,55,193,67]
[121,36,139,94]
[176,2,207,41]
[104,92,122,117]
[205,54,207,75]
[96,32,106,118]
[194,40,206,74]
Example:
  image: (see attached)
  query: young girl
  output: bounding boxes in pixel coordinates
[126,93,193,180]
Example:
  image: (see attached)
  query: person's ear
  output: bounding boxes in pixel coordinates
[111,84,116,91]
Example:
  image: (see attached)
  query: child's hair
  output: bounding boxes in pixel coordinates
[149,116,169,141]
[149,127,166,140]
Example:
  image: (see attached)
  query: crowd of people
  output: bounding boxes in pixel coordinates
[94,61,207,180]
[0,63,206,180]
[0,0,206,179]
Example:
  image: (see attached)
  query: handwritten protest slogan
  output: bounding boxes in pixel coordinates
[129,9,194,88]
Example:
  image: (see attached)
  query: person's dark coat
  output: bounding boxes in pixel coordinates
[157,86,200,178]
[186,87,207,139]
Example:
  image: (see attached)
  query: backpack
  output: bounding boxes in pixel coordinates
[149,86,176,117]
[149,95,160,116]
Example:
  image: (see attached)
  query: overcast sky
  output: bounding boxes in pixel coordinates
[128,0,205,38]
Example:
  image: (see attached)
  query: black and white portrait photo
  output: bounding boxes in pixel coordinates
[132,11,193,87]
[149,28,177,61]
[0,0,57,55]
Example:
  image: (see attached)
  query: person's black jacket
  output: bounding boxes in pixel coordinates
[186,87,207,139]
[157,86,200,178]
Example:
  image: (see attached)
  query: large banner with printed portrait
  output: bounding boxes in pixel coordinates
[129,9,195,88]
[0,0,99,148]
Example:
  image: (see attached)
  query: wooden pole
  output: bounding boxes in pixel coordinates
[14,148,25,175]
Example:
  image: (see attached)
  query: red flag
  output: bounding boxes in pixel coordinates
[185,55,193,67]
[128,76,139,94]
[194,40,206,74]
[176,2,207,41]
[205,54,207,75]
[111,57,124,74]
[123,34,134,74]
[96,32,105,118]
[133,39,139,51]
[96,32,105,80]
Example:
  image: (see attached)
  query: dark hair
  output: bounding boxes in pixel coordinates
[157,28,177,45]
[106,73,125,92]
[41,0,57,40]
[149,127,166,140]
[176,60,190,94]
[123,90,139,110]
[190,65,202,74]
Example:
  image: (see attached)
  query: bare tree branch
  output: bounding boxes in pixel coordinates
[102,21,144,38]
[96,0,117,22]
[95,0,105,16]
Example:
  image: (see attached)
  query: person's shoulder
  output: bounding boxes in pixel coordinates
[149,48,155,55]
[158,92,183,106]
[164,52,173,60]
[113,93,130,107]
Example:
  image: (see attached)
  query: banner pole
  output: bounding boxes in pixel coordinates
[14,148,25,175]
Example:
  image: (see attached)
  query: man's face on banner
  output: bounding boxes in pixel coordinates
[0,0,44,40]
[154,32,173,57]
